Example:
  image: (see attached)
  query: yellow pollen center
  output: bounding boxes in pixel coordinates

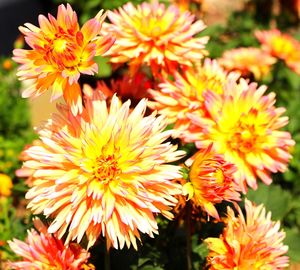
[214,168,224,184]
[53,38,67,53]
[93,155,121,183]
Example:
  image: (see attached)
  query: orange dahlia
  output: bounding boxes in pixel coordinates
[148,59,240,141]
[8,218,94,270]
[205,199,289,269]
[13,4,115,115]
[187,79,294,192]
[218,47,276,80]
[22,94,185,250]
[182,144,240,219]
[102,1,208,76]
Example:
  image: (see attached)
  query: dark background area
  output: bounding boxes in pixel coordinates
[0,0,53,55]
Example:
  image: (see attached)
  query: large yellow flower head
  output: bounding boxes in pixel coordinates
[148,59,240,141]
[205,199,289,270]
[218,47,276,80]
[22,94,185,250]
[13,4,115,115]
[187,79,294,192]
[102,1,208,75]
[182,144,241,220]
[8,218,94,270]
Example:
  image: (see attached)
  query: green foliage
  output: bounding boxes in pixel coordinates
[0,58,36,178]
[0,198,31,262]
[0,58,35,262]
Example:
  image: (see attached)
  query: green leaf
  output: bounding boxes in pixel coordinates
[284,228,300,262]
[94,56,112,78]
[246,183,292,220]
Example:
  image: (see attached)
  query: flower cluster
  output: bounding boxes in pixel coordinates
[7,1,293,269]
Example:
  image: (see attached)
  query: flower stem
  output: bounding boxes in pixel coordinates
[186,202,192,270]
[104,243,111,270]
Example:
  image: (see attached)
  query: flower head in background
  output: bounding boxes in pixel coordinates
[8,218,94,270]
[255,29,300,75]
[255,29,299,61]
[148,59,240,141]
[13,4,115,115]
[102,1,208,76]
[23,95,184,250]
[0,174,13,197]
[205,199,289,269]
[218,47,276,80]
[187,79,294,192]
[182,144,240,219]
[93,71,153,103]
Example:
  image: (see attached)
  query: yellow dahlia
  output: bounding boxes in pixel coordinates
[8,218,94,270]
[22,94,185,249]
[148,59,240,141]
[205,199,289,269]
[182,144,240,220]
[255,29,300,61]
[218,47,276,80]
[187,79,294,192]
[13,4,115,115]
[102,1,208,76]
[0,174,13,197]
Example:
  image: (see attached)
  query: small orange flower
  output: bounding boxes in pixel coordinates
[218,47,276,79]
[102,1,208,76]
[13,4,115,115]
[205,199,289,269]
[0,174,13,197]
[2,59,13,70]
[182,144,240,219]
[22,94,185,250]
[148,59,240,141]
[8,218,94,270]
[187,79,294,192]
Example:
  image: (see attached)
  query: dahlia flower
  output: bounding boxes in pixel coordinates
[0,174,13,197]
[187,79,294,192]
[182,144,240,219]
[255,29,300,74]
[148,59,240,140]
[13,4,115,115]
[102,1,208,75]
[205,199,289,269]
[8,218,94,270]
[22,94,185,249]
[218,47,276,79]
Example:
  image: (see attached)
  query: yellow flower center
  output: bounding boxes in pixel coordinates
[93,155,121,184]
[228,110,266,154]
[214,168,224,184]
[53,38,68,53]
[46,33,81,68]
[272,36,295,56]
[137,16,167,38]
